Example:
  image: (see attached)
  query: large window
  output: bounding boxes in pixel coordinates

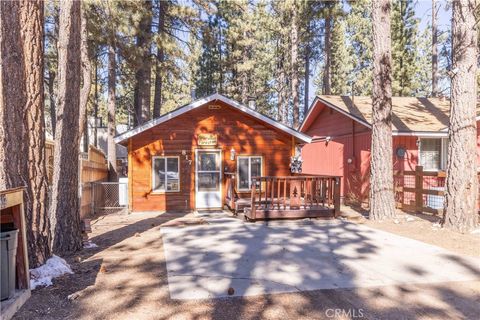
[419,138,448,171]
[152,156,180,192]
[237,156,262,191]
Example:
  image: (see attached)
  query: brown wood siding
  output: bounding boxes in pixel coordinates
[128,100,294,212]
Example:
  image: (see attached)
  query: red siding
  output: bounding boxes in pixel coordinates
[302,100,422,204]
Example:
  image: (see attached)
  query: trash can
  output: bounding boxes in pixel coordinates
[1,228,19,301]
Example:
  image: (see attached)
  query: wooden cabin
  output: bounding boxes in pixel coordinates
[114,94,313,213]
[299,95,480,206]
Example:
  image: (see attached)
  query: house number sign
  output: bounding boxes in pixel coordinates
[198,133,217,146]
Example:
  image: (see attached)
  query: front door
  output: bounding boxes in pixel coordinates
[195,150,222,209]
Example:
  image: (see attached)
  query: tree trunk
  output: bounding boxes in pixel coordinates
[431,0,438,97]
[50,0,82,254]
[152,0,165,118]
[291,4,300,128]
[304,42,310,118]
[79,4,92,142]
[370,0,396,220]
[323,9,332,95]
[48,68,56,137]
[0,2,27,192]
[93,57,98,147]
[108,43,117,181]
[1,0,52,267]
[134,0,152,125]
[21,0,52,267]
[443,0,478,233]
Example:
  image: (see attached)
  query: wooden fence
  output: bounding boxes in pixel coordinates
[80,146,108,218]
[394,166,445,215]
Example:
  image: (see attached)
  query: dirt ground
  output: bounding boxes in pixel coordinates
[343,206,480,257]
[13,210,480,320]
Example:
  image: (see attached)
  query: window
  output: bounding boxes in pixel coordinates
[152,156,180,192]
[419,138,448,171]
[237,156,262,191]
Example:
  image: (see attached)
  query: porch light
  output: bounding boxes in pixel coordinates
[230,147,236,161]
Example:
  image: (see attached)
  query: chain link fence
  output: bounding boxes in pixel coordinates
[92,182,128,214]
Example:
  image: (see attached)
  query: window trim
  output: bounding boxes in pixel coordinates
[237,155,263,192]
[418,138,448,172]
[151,156,180,193]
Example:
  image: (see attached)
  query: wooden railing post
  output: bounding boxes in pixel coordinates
[333,177,341,217]
[250,179,257,220]
[415,166,423,214]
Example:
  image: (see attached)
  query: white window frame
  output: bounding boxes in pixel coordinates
[418,138,448,172]
[152,156,180,193]
[237,156,263,192]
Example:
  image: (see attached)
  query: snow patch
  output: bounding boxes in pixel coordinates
[83,240,98,249]
[30,255,73,289]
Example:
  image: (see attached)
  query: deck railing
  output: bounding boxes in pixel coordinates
[246,175,341,221]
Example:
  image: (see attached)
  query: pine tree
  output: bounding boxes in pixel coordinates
[330,17,351,95]
[431,0,439,96]
[391,0,420,96]
[443,0,478,233]
[133,0,152,125]
[370,0,396,220]
[0,0,52,267]
[51,0,83,254]
[346,0,373,96]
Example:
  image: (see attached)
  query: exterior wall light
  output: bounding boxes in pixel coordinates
[230,147,236,161]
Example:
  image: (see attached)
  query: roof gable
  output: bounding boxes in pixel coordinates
[114,94,311,145]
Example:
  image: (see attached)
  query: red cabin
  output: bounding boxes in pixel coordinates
[300,95,480,206]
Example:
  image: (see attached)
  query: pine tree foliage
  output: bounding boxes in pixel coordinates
[391,0,420,96]
[42,0,458,132]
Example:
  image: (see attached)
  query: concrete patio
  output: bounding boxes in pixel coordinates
[161,215,480,300]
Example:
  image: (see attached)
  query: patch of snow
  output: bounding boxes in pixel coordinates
[406,217,415,222]
[432,222,442,228]
[30,255,73,289]
[83,240,98,249]
[470,228,480,235]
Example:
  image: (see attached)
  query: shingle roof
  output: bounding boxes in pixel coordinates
[302,95,480,134]
[323,96,450,132]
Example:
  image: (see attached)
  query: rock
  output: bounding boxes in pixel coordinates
[68,292,81,301]
[227,287,235,295]
[99,265,108,273]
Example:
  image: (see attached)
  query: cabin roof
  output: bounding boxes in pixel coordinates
[114,93,312,145]
[300,95,480,137]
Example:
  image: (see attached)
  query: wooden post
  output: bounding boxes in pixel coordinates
[128,139,133,213]
[415,166,423,213]
[250,180,257,220]
[334,177,341,217]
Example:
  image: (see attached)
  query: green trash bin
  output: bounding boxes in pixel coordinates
[1,228,19,301]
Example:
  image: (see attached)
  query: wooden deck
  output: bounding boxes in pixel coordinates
[225,174,341,221]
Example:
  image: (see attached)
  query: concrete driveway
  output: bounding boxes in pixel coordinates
[161,216,480,300]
